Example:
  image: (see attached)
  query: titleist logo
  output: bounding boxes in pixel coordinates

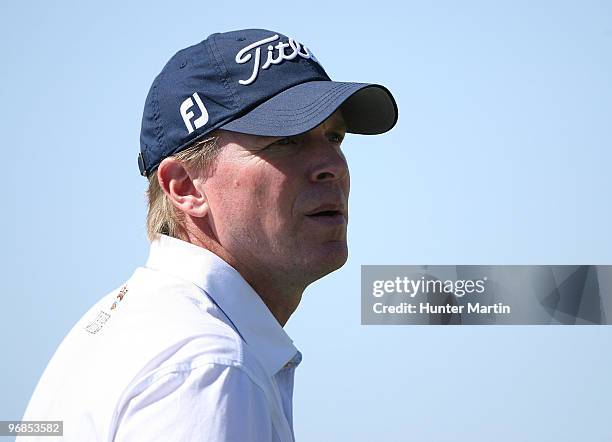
[235,34,317,86]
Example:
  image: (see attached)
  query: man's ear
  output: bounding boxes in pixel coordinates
[157,157,209,218]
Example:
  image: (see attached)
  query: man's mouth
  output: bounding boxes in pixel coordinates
[305,208,347,225]
[309,210,341,217]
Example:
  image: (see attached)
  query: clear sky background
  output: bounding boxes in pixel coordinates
[1,1,611,441]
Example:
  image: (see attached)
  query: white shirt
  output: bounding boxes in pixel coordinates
[19,234,302,442]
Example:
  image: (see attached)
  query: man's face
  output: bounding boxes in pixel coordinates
[200,110,350,286]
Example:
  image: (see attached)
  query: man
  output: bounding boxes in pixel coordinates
[19,29,397,441]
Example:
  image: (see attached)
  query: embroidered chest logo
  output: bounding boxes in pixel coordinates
[84,285,129,335]
[110,285,128,310]
[235,34,317,86]
[84,311,110,335]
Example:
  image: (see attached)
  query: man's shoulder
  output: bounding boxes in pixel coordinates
[22,265,268,429]
[22,268,275,441]
[93,266,251,367]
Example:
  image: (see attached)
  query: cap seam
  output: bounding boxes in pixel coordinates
[151,78,166,154]
[207,36,240,110]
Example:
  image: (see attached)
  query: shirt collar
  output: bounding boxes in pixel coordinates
[144,234,299,376]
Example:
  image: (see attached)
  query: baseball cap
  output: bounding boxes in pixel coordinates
[138,28,398,177]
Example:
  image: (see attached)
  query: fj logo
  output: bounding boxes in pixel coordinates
[180,92,209,133]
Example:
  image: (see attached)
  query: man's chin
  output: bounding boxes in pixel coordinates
[308,240,349,279]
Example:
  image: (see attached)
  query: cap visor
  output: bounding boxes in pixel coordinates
[221,81,398,137]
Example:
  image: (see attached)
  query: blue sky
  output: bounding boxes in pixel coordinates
[1,1,611,440]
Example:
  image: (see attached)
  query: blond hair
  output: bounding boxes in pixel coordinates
[145,134,220,241]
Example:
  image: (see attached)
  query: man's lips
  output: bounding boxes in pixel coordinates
[305,204,347,225]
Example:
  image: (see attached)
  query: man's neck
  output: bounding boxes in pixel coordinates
[183,230,303,327]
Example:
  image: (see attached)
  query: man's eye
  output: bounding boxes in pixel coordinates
[273,137,298,146]
[329,132,345,143]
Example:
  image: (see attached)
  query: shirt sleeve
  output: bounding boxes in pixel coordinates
[113,363,274,442]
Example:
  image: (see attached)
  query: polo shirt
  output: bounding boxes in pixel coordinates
[18,234,302,441]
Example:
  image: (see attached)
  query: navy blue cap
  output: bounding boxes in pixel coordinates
[139,29,398,177]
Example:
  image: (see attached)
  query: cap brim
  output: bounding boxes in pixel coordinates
[220,81,398,137]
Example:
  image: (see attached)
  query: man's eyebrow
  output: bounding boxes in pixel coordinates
[246,135,281,151]
[333,124,347,134]
[248,118,347,150]
[327,118,347,132]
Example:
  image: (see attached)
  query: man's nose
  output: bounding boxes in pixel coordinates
[308,144,349,183]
